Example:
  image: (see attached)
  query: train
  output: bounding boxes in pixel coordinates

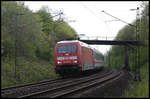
[54,40,104,77]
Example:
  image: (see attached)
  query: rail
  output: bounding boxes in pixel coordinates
[2,68,110,98]
[2,68,124,98]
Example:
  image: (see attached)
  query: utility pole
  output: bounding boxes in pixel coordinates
[108,51,110,67]
[14,12,24,82]
[124,46,129,70]
[50,11,64,47]
[130,6,141,81]
[136,7,141,81]
[59,10,63,21]
[52,10,75,44]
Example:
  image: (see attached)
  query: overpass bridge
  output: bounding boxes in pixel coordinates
[79,39,142,46]
[75,36,144,72]
[78,36,143,46]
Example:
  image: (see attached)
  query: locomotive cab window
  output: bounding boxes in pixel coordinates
[57,45,77,54]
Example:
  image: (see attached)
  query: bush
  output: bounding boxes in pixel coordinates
[123,62,149,98]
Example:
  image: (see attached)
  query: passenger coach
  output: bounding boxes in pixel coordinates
[54,40,104,76]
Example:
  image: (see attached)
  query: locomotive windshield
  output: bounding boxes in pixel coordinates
[57,45,77,54]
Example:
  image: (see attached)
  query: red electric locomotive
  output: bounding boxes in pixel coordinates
[54,40,104,76]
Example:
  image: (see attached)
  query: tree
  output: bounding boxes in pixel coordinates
[105,2,149,72]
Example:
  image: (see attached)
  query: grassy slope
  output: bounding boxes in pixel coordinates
[122,62,149,98]
[1,56,60,88]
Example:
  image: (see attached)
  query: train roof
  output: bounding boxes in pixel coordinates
[57,40,103,56]
[57,40,80,44]
[92,47,103,56]
[57,40,90,48]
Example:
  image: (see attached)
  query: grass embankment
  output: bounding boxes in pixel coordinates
[123,62,149,98]
[1,56,59,88]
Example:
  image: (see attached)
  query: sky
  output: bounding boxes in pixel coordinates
[24,1,141,55]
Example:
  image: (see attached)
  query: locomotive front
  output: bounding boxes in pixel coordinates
[54,41,81,76]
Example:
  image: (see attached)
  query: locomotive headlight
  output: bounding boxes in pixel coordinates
[72,60,77,63]
[57,61,62,64]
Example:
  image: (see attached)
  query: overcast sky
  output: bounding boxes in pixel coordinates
[24,1,141,55]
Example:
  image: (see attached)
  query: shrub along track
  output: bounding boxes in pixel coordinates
[1,68,127,98]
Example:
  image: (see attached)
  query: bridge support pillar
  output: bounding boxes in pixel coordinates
[123,46,130,71]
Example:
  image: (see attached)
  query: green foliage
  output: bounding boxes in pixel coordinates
[1,1,77,88]
[35,6,77,60]
[36,6,54,36]
[105,3,149,98]
[106,3,149,70]
[1,1,77,61]
[1,1,43,59]
[123,62,149,98]
[54,21,78,41]
[1,57,59,88]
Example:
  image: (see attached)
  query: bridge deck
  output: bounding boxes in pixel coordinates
[79,40,143,46]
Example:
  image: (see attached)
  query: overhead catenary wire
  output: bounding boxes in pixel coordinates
[79,2,117,55]
[79,2,105,23]
[79,2,115,38]
[101,10,135,27]
[94,5,111,34]
[79,2,115,52]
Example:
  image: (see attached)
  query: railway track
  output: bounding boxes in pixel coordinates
[2,68,123,98]
[1,78,60,91]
